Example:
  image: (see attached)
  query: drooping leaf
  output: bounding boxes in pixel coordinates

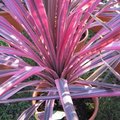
[44,92,55,120]
[17,103,41,120]
[0,66,44,95]
[0,80,40,100]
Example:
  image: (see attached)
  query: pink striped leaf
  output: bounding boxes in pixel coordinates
[44,92,55,120]
[0,47,29,57]
[17,103,41,120]
[0,54,28,68]
[55,79,78,120]
[25,0,56,66]
[0,80,40,100]
[0,66,45,96]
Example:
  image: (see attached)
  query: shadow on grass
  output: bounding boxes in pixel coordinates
[95,97,120,120]
[0,96,120,120]
[0,91,35,120]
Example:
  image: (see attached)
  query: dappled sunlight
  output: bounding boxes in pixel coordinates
[9,59,19,67]
[62,92,73,104]
[82,4,89,11]
[80,59,91,67]
[23,48,28,52]
[0,80,12,95]
[4,56,11,61]
[25,66,32,71]
[0,0,120,119]
[10,34,29,53]
[0,66,44,96]
[55,79,78,119]
[104,40,120,50]
[82,0,96,11]
[0,54,26,68]
[10,35,20,42]
[10,35,20,43]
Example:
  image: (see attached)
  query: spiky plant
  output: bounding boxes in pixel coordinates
[0,0,120,119]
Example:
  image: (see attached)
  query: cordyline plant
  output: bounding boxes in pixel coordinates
[0,0,120,119]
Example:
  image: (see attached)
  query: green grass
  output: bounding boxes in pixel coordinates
[0,92,35,120]
[0,102,33,120]
[0,40,8,46]
[96,97,120,120]
[0,97,120,120]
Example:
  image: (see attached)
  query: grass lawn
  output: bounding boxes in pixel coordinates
[0,102,35,120]
[0,91,36,120]
[96,97,120,120]
[0,97,120,120]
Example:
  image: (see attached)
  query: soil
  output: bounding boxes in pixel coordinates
[37,98,94,120]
